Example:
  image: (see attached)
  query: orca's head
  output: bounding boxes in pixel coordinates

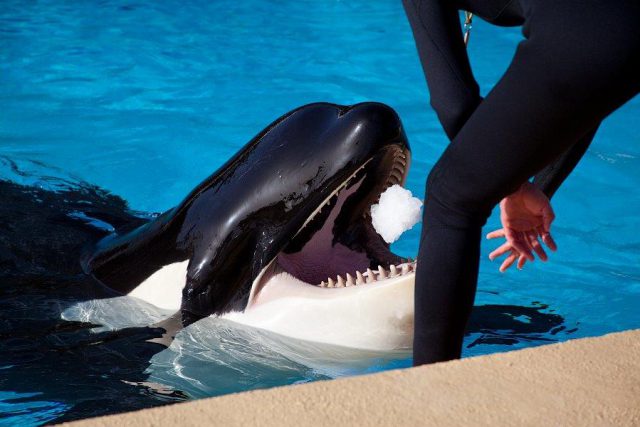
[92,101,417,349]
[215,102,416,350]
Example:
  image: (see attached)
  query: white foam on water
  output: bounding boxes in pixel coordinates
[370,184,423,243]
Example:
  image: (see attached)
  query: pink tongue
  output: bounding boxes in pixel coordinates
[277,241,370,285]
[277,176,370,285]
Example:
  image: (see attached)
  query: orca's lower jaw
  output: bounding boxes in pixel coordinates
[247,146,416,307]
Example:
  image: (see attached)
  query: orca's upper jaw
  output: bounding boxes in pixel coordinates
[248,140,415,304]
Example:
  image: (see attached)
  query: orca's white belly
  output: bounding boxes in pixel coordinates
[128,260,189,311]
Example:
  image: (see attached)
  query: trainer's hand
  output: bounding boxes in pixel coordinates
[486,182,557,272]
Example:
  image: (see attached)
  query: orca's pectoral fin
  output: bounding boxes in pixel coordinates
[178,264,222,327]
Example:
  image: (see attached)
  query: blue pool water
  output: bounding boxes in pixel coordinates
[1,0,639,424]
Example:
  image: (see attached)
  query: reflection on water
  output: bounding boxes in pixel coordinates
[0,160,576,424]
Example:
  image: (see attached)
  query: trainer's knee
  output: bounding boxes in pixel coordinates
[423,163,494,229]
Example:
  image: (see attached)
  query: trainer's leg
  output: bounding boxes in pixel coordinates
[414,0,639,365]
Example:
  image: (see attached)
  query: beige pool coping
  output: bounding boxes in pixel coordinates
[66,329,640,426]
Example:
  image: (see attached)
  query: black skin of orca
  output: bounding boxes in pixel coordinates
[84,102,411,326]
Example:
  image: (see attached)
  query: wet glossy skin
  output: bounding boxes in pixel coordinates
[84,102,409,325]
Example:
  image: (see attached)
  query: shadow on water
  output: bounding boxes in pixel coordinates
[0,158,574,424]
[467,303,571,347]
[0,158,181,423]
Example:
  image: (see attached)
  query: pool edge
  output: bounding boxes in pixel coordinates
[64,329,640,426]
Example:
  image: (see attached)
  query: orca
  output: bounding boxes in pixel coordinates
[84,102,416,350]
[0,114,571,422]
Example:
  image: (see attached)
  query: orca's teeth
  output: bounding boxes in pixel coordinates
[387,168,401,185]
[392,165,405,177]
[346,273,355,286]
[390,264,398,277]
[378,265,387,279]
[366,268,375,283]
[316,263,418,288]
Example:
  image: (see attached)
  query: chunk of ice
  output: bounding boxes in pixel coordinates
[370,185,423,243]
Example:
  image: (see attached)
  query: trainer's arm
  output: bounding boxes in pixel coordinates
[532,125,599,198]
[402,0,481,140]
[489,126,600,271]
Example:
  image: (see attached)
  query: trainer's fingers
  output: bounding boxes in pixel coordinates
[542,205,555,233]
[507,229,534,261]
[526,230,548,261]
[517,254,527,270]
[500,253,518,272]
[489,242,512,260]
[536,226,557,252]
[524,235,537,262]
[486,229,506,240]
[541,232,558,252]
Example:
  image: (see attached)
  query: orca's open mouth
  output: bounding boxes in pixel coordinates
[249,146,416,303]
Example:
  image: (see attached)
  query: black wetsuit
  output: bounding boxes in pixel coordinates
[403,0,640,365]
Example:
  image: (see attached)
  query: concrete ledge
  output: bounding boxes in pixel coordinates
[67,330,640,426]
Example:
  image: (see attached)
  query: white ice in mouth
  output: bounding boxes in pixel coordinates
[370,184,423,243]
